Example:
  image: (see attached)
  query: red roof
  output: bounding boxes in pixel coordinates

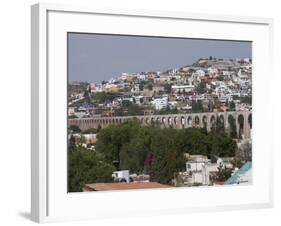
[84,182,171,191]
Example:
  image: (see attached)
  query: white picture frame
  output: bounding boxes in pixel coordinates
[31,3,274,223]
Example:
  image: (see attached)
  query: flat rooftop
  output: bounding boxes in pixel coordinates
[84,182,171,191]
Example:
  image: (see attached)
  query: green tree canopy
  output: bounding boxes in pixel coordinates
[164,83,172,93]
[68,146,115,192]
[94,120,236,185]
[69,125,81,133]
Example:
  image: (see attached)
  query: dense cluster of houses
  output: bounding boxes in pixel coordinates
[68,57,252,118]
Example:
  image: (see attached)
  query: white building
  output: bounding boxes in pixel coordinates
[172,85,194,93]
[152,97,168,110]
[83,134,97,144]
[122,97,134,103]
[201,163,220,185]
[90,83,102,93]
[137,74,146,81]
[186,155,210,172]
[119,73,128,80]
[208,67,219,77]
[181,104,192,110]
[68,106,75,116]
[112,170,130,183]
[192,69,205,84]
[184,154,221,185]
[131,84,140,93]
[108,78,116,83]
[192,172,204,184]
[133,95,144,105]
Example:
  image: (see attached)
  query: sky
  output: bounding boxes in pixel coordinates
[68,33,251,83]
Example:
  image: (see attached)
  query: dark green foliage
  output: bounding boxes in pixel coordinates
[83,89,89,99]
[209,133,236,158]
[217,75,224,81]
[173,128,210,157]
[232,95,252,105]
[83,88,92,103]
[146,82,153,91]
[150,130,183,184]
[215,164,233,181]
[240,96,252,105]
[95,120,141,164]
[195,82,206,94]
[68,146,115,192]
[68,82,89,97]
[69,135,76,150]
[158,106,179,115]
[69,125,81,133]
[127,104,142,116]
[68,115,78,119]
[92,91,116,104]
[228,101,236,110]
[82,128,98,134]
[68,120,237,191]
[139,81,145,91]
[191,100,203,113]
[119,137,147,174]
[164,83,172,93]
[94,120,237,185]
[115,101,142,116]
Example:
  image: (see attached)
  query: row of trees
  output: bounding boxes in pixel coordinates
[68,146,115,192]
[68,119,238,191]
[95,119,236,185]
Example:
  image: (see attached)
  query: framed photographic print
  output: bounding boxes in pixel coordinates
[31,3,274,223]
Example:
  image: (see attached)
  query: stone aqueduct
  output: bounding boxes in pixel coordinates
[69,111,252,139]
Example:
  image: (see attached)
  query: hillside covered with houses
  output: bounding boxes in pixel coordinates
[67,57,252,192]
[68,57,252,118]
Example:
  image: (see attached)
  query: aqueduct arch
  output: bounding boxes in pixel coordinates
[69,111,252,139]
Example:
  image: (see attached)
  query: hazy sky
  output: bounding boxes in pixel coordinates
[68,33,251,83]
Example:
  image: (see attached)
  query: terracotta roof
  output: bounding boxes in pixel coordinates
[84,182,171,191]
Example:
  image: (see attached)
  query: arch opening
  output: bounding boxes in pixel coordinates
[228,114,237,138]
[194,116,200,127]
[187,116,192,127]
[238,114,244,139]
[248,114,252,129]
